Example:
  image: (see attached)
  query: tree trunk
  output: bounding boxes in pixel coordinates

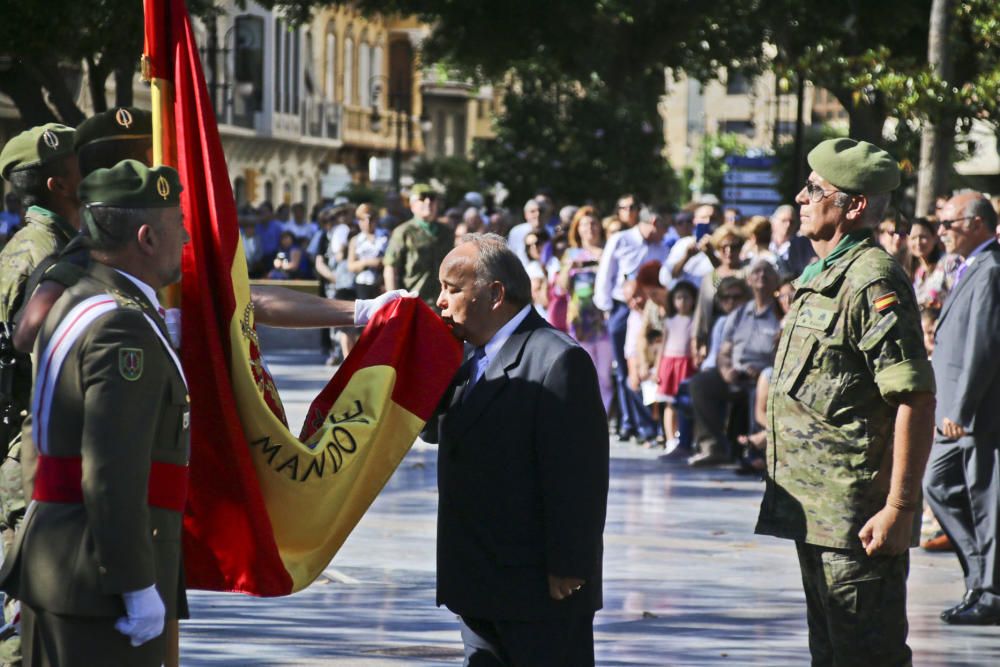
[0,62,58,126]
[846,101,888,145]
[916,0,954,216]
[27,60,85,126]
[87,57,108,113]
[114,64,135,107]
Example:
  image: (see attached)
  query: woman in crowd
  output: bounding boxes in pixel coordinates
[268,231,305,279]
[740,216,775,265]
[347,203,387,300]
[878,214,914,279]
[561,206,612,410]
[908,216,957,309]
[692,224,746,365]
[524,229,550,318]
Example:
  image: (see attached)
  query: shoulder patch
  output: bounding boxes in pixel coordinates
[873,291,898,312]
[118,347,144,381]
[859,311,899,352]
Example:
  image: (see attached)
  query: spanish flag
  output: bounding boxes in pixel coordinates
[143,0,462,595]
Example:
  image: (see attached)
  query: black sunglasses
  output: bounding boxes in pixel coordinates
[417,193,437,202]
[938,216,972,230]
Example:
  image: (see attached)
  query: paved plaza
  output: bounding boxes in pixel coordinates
[179,347,1000,665]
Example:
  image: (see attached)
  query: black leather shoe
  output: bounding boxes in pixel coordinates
[941,589,982,621]
[943,600,1000,625]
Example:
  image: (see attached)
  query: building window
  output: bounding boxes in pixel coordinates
[388,40,413,114]
[344,37,354,105]
[372,44,384,93]
[234,177,247,207]
[726,72,751,96]
[720,119,754,136]
[325,31,336,101]
[300,183,310,213]
[274,20,283,113]
[233,15,264,120]
[453,112,467,156]
[435,109,446,156]
[359,39,371,106]
[264,180,274,204]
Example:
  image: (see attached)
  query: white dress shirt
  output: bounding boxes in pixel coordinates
[593,227,669,311]
[470,305,532,385]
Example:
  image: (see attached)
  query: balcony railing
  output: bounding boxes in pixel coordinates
[301,97,343,142]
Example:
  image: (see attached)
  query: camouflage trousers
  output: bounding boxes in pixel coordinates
[0,432,24,667]
[796,542,911,667]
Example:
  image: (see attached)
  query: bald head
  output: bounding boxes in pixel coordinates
[941,191,996,257]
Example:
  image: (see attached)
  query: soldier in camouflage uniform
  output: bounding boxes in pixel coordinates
[755,138,936,667]
[383,183,454,311]
[0,124,80,667]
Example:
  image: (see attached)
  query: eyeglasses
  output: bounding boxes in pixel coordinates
[417,194,437,202]
[938,216,972,230]
[803,182,840,203]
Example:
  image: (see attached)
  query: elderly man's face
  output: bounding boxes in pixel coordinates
[771,209,794,240]
[524,202,541,227]
[747,262,778,296]
[637,214,668,243]
[795,171,850,242]
[437,243,496,346]
[938,194,992,258]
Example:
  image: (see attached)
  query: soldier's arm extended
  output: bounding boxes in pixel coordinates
[79,310,162,594]
[249,285,355,328]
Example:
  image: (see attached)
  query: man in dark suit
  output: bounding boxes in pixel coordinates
[432,233,609,666]
[924,192,1000,625]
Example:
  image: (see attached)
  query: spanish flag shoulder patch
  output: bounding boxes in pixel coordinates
[873,291,898,312]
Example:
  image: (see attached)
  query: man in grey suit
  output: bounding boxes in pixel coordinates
[432,233,609,666]
[924,191,1000,625]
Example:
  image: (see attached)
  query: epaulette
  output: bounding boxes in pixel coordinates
[107,288,143,311]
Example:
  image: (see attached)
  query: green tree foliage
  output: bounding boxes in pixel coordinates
[0,0,218,126]
[411,155,483,207]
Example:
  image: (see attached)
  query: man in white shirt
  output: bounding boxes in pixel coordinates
[507,199,544,268]
[661,204,716,288]
[594,207,670,441]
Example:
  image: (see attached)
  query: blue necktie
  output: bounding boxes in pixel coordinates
[464,346,487,401]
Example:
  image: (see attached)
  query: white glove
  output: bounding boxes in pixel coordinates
[115,585,165,647]
[354,289,413,326]
[164,308,182,348]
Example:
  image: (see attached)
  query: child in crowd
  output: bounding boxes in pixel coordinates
[623,279,649,399]
[656,281,698,452]
[920,306,939,357]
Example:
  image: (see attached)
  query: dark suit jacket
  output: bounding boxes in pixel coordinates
[933,241,1000,439]
[434,309,609,621]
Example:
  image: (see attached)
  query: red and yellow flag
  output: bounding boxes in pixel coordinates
[143,0,462,595]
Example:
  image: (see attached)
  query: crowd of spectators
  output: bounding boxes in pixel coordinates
[224,182,993,482]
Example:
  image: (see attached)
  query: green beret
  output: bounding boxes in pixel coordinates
[78,159,182,209]
[410,183,435,197]
[74,107,153,151]
[807,138,900,194]
[0,123,76,180]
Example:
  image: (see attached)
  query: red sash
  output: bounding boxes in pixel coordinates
[33,454,189,512]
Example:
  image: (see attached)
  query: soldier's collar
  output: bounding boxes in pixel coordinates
[27,204,76,243]
[795,236,876,294]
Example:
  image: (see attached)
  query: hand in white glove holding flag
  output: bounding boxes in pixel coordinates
[115,585,165,647]
[354,289,415,326]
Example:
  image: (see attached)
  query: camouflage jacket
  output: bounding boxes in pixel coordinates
[755,236,935,549]
[0,206,76,419]
[383,218,454,310]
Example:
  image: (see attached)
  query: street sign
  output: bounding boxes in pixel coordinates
[723,170,780,186]
[722,155,783,216]
[723,186,783,203]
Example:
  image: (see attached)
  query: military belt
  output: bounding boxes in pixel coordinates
[32,454,188,512]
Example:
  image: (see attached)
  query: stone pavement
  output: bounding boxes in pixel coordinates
[179,350,1000,666]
